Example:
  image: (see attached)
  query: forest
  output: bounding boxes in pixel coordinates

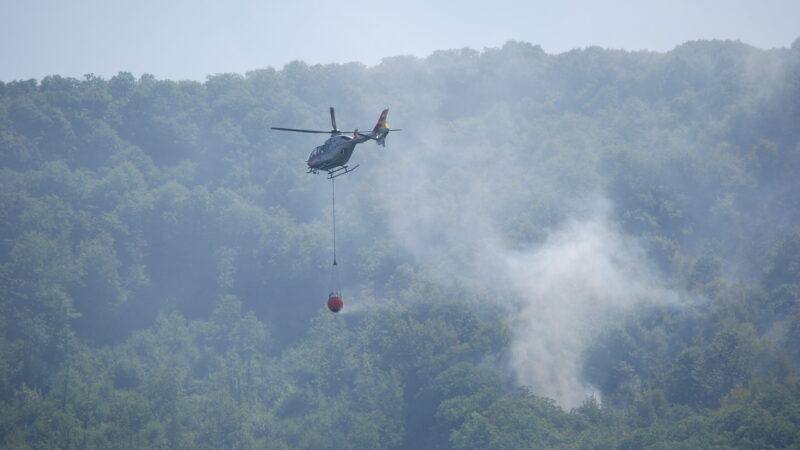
[1,38,800,448]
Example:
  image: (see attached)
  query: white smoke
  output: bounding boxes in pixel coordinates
[497,210,680,408]
[352,111,683,409]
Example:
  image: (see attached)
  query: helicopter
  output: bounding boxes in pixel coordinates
[272,107,400,178]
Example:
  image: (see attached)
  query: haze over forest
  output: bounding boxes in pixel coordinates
[2,38,800,448]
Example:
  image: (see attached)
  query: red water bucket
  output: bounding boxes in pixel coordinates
[327,294,344,313]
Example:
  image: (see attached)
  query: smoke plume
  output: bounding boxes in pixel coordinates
[354,117,682,408]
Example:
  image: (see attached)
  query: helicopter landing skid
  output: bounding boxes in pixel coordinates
[327,165,359,179]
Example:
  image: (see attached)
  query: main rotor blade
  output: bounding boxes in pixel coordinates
[330,107,338,131]
[271,127,332,134]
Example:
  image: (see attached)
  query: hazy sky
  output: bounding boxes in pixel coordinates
[2,0,798,82]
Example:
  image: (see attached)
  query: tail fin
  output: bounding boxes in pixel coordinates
[372,109,389,134]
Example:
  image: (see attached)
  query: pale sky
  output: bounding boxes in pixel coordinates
[1,0,798,82]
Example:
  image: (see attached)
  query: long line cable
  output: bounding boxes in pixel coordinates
[331,176,337,267]
[330,177,340,294]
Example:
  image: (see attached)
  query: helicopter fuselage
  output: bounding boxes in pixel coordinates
[306,134,364,172]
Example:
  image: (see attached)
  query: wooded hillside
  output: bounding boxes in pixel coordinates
[1,39,799,448]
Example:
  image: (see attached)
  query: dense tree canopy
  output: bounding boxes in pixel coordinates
[1,39,800,448]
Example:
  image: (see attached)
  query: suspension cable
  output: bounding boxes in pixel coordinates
[331,177,337,267]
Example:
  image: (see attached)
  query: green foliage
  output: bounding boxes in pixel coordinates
[2,40,800,447]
